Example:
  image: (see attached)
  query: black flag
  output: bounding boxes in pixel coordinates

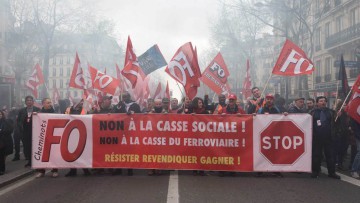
[338,54,350,99]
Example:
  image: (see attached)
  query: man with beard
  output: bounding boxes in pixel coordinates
[306,98,315,113]
[17,96,40,167]
[213,94,226,114]
[111,92,141,176]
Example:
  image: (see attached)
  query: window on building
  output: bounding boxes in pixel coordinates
[325,22,330,38]
[67,67,70,76]
[60,57,63,65]
[53,68,56,76]
[325,57,331,81]
[350,9,356,26]
[335,16,342,32]
[315,60,322,83]
[52,58,56,65]
[53,80,56,88]
[60,67,63,76]
[60,79,63,88]
[67,57,70,64]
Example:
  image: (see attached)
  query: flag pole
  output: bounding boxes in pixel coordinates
[334,80,340,105]
[260,73,273,98]
[335,87,353,122]
[175,81,185,98]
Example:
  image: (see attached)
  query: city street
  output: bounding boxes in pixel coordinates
[0,169,359,203]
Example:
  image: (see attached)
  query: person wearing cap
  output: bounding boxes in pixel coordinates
[257,94,283,177]
[288,97,306,113]
[247,87,264,114]
[65,99,91,177]
[217,94,245,115]
[112,92,140,176]
[258,94,281,114]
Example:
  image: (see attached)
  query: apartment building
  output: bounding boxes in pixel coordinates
[310,0,360,102]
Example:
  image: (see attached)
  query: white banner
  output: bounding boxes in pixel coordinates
[32,114,93,168]
[253,114,312,172]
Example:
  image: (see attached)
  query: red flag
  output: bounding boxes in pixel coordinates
[69,53,92,90]
[89,65,120,95]
[346,75,360,124]
[52,87,60,105]
[25,63,44,98]
[272,39,314,76]
[242,59,252,99]
[200,52,231,95]
[165,42,202,99]
[153,82,162,99]
[121,36,145,88]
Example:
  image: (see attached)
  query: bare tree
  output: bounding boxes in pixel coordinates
[209,0,267,95]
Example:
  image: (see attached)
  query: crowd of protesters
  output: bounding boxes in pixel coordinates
[0,87,359,181]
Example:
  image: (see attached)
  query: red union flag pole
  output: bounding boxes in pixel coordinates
[272,39,314,76]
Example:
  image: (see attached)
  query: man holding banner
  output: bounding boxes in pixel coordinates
[310,96,340,179]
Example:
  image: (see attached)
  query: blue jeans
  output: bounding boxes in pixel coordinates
[351,139,360,172]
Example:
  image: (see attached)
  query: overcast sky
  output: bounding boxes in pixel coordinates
[99,0,220,60]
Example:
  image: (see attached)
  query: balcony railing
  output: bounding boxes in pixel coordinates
[325,22,360,49]
[315,76,322,83]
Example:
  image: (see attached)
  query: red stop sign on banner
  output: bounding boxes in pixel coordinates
[260,121,305,165]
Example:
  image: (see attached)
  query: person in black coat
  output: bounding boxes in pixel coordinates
[111,92,141,176]
[0,110,14,175]
[288,97,306,113]
[17,96,40,167]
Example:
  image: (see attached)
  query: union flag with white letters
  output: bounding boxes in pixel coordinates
[25,63,44,98]
[200,52,231,95]
[272,39,314,76]
[165,42,202,99]
[89,65,120,95]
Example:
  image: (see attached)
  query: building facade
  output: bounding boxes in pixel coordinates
[310,0,360,104]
